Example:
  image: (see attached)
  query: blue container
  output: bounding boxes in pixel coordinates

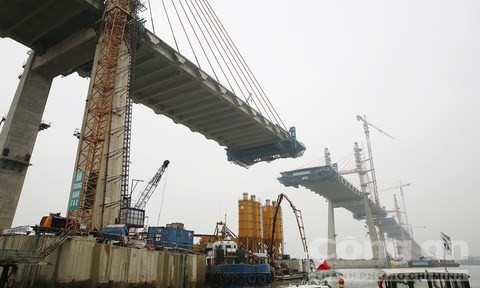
[147,226,193,249]
[102,224,128,241]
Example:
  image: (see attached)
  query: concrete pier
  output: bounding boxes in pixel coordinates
[0,234,206,287]
[0,52,53,230]
[327,201,337,259]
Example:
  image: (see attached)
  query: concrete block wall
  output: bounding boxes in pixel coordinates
[0,235,206,287]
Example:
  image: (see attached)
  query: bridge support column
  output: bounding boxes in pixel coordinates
[67,39,129,230]
[327,201,337,260]
[0,51,53,230]
[364,196,385,261]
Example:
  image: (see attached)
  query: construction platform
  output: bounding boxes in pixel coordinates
[0,234,205,286]
[0,0,306,167]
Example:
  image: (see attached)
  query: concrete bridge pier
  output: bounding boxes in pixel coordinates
[0,51,53,230]
[363,195,386,261]
[327,201,337,259]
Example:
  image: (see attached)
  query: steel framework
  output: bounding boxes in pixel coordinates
[68,0,131,232]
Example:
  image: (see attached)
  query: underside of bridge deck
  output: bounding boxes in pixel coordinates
[278,165,413,243]
[0,0,306,167]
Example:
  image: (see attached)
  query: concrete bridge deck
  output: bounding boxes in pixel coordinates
[0,0,305,167]
[278,165,414,242]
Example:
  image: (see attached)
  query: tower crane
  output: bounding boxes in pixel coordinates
[380,182,412,237]
[387,194,405,258]
[386,194,404,227]
[356,115,394,259]
[133,160,170,209]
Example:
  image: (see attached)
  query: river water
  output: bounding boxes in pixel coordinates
[271,265,480,288]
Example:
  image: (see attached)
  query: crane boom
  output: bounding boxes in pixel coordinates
[356,115,395,140]
[134,160,170,209]
[380,182,411,192]
[269,193,308,259]
[356,115,395,259]
[380,182,412,237]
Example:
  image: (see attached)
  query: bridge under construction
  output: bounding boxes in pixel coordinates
[278,144,423,265]
[0,1,306,284]
[0,0,305,233]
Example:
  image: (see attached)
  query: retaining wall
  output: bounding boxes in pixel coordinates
[0,234,206,287]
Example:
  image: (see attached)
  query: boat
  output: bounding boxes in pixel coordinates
[288,271,345,288]
[206,240,273,287]
[305,270,345,288]
[286,260,345,288]
[288,281,330,288]
[408,256,460,268]
[274,273,305,281]
[271,260,306,281]
[378,268,470,288]
[440,259,461,267]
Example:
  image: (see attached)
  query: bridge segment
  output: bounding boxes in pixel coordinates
[0,0,305,166]
[0,0,305,229]
[278,165,422,261]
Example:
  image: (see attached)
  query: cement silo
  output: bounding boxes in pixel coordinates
[262,199,284,259]
[238,193,263,252]
[262,199,274,242]
[251,194,262,240]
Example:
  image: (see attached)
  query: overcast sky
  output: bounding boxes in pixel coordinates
[1,0,479,260]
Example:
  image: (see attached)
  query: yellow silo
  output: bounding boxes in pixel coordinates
[262,199,275,242]
[238,193,265,252]
[273,200,284,244]
[262,199,284,259]
[251,194,262,239]
[238,193,253,249]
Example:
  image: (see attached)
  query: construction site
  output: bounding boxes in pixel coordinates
[0,0,433,287]
[0,0,307,286]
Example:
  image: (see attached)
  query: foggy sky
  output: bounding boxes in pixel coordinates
[1,0,479,260]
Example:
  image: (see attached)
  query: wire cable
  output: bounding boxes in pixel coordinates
[193,0,250,101]
[147,0,156,34]
[154,0,288,130]
[200,0,287,129]
[156,168,169,226]
[184,0,235,93]
[162,0,179,51]
[170,0,202,68]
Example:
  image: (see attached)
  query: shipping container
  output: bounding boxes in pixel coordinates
[147,226,194,250]
[102,224,128,242]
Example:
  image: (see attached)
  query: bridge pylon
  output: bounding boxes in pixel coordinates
[0,52,54,230]
[326,201,337,260]
[354,142,386,261]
